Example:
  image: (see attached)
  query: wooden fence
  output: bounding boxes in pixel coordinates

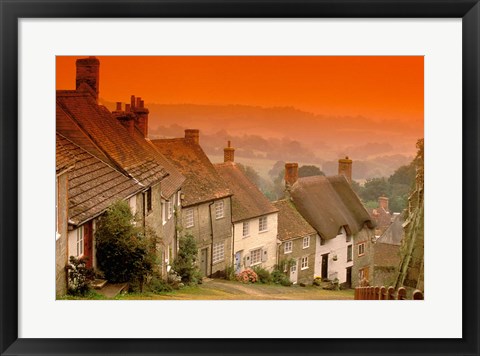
[354,286,424,300]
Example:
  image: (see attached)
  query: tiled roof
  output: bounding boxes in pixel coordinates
[290,175,374,240]
[272,199,316,241]
[56,133,76,173]
[57,133,143,226]
[56,89,168,188]
[151,138,231,206]
[214,162,277,222]
[377,214,404,245]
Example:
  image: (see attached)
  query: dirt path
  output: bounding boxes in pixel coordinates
[119,279,355,300]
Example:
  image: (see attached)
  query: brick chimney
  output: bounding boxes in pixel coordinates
[378,195,389,212]
[338,156,353,183]
[132,96,149,137]
[112,102,135,135]
[224,140,235,162]
[185,129,200,144]
[76,56,100,101]
[285,163,299,189]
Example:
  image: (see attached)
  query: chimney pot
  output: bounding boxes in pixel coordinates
[378,195,389,212]
[125,104,131,112]
[185,129,200,144]
[224,141,235,162]
[136,97,142,108]
[338,156,353,183]
[140,100,144,108]
[131,95,136,109]
[75,56,100,101]
[285,163,299,189]
[116,102,122,111]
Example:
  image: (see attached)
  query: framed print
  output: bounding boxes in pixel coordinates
[1,1,479,355]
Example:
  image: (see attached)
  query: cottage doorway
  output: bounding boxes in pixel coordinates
[346,266,352,289]
[200,248,208,277]
[321,253,329,280]
[235,251,242,273]
[289,260,298,284]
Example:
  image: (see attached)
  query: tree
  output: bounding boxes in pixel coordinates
[172,234,201,285]
[360,177,390,202]
[95,200,158,284]
[298,165,325,178]
[268,160,285,179]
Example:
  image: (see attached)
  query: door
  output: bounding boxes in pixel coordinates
[83,221,93,268]
[321,253,329,280]
[200,248,208,277]
[289,260,298,284]
[235,251,242,273]
[346,266,352,289]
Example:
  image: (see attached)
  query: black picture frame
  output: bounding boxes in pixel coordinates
[1,1,478,355]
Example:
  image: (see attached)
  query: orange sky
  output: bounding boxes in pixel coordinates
[56,56,423,125]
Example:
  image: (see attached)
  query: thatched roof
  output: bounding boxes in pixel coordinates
[290,175,374,240]
[273,199,316,241]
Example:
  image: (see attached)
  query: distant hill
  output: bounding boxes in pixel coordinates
[100,100,421,179]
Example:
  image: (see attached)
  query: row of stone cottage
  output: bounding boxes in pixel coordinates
[55,57,377,295]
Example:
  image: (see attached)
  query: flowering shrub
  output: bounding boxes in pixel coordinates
[236,269,258,284]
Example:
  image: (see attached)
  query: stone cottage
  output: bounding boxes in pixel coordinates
[214,141,279,273]
[152,131,233,278]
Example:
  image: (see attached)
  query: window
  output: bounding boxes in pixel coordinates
[168,200,173,219]
[259,216,268,232]
[185,208,194,228]
[215,200,224,219]
[242,221,250,237]
[301,256,309,270]
[284,241,292,254]
[146,188,152,213]
[347,245,353,262]
[303,236,310,249]
[250,248,262,265]
[358,242,365,256]
[161,201,167,225]
[76,226,84,257]
[212,241,225,264]
[346,234,352,243]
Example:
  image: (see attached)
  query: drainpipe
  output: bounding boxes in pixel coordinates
[208,201,215,277]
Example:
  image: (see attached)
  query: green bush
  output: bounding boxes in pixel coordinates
[252,266,272,284]
[67,256,94,296]
[95,201,158,284]
[172,234,201,285]
[148,276,173,293]
[224,265,236,281]
[271,269,292,286]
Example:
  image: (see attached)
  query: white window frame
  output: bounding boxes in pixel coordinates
[168,200,173,219]
[250,248,262,265]
[215,200,224,220]
[301,256,309,270]
[284,241,293,254]
[185,208,194,228]
[303,236,310,249]
[161,201,167,225]
[242,221,250,237]
[212,241,225,264]
[76,225,84,257]
[259,216,268,232]
[358,242,365,256]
